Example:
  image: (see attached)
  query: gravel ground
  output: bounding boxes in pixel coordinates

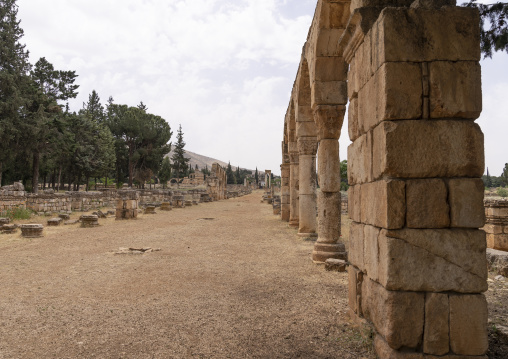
[1,190,506,358]
[0,191,374,359]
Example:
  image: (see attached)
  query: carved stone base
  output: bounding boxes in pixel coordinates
[312,242,347,263]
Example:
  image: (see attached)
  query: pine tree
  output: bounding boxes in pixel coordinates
[171,125,190,184]
[255,167,259,185]
[236,166,241,184]
[0,0,31,186]
[486,168,493,188]
[501,163,508,187]
[159,157,172,188]
[226,162,235,184]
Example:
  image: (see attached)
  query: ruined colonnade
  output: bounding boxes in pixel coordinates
[280,0,488,357]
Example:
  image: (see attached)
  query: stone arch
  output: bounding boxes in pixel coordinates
[281,0,487,357]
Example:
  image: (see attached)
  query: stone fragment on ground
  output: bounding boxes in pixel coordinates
[114,247,161,255]
[64,219,79,225]
[487,248,508,277]
[325,258,347,272]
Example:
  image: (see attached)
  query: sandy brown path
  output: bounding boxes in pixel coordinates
[0,191,373,359]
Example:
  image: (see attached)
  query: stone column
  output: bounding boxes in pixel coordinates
[289,142,299,228]
[297,137,318,237]
[343,3,488,358]
[312,105,346,262]
[280,163,291,222]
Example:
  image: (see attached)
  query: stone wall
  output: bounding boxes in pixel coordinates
[484,198,508,251]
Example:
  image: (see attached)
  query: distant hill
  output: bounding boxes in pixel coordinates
[165,149,258,174]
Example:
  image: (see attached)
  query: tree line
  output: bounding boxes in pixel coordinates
[0,1,174,192]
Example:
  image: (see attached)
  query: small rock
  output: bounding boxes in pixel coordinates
[495,275,505,281]
[325,259,347,272]
[64,220,79,225]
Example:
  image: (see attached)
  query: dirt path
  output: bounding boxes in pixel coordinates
[0,191,374,359]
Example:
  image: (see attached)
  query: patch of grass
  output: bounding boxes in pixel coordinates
[497,188,508,198]
[0,207,34,220]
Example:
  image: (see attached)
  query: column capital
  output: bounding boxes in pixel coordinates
[314,105,346,140]
[297,136,318,156]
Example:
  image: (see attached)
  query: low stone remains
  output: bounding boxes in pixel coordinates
[116,190,139,220]
[58,213,70,220]
[487,248,508,277]
[484,199,508,251]
[172,195,185,208]
[206,163,227,201]
[114,247,161,255]
[272,195,281,215]
[324,258,347,272]
[47,218,63,226]
[160,202,172,211]
[80,215,99,228]
[20,224,44,238]
[144,205,156,214]
[0,218,10,226]
[1,224,17,234]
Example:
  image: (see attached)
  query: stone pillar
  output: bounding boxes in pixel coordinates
[484,198,508,250]
[297,137,318,237]
[343,3,487,358]
[280,163,291,222]
[312,105,346,262]
[289,143,299,228]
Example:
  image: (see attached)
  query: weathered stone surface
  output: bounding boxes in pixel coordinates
[364,225,381,281]
[317,191,341,243]
[47,218,63,226]
[358,62,422,134]
[448,178,485,228]
[312,81,348,107]
[324,258,347,272]
[449,294,488,356]
[424,293,449,355]
[348,185,361,223]
[348,97,360,142]
[348,266,359,314]
[81,215,99,228]
[429,61,482,119]
[486,248,508,276]
[20,224,44,238]
[317,139,341,192]
[312,242,347,262]
[487,233,508,251]
[406,179,449,228]
[347,131,372,185]
[379,229,488,293]
[362,279,424,350]
[348,221,364,270]
[314,57,348,82]
[374,7,480,65]
[372,120,484,180]
[360,180,406,229]
[374,335,423,359]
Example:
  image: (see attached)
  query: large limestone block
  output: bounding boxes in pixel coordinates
[483,224,504,235]
[487,233,508,251]
[449,294,488,356]
[347,131,372,185]
[379,229,488,293]
[429,61,482,119]
[362,279,424,350]
[348,266,359,314]
[311,80,348,107]
[373,7,480,68]
[424,293,450,355]
[448,178,485,228]
[372,120,484,180]
[348,97,360,142]
[314,56,348,82]
[360,180,406,229]
[317,139,341,192]
[296,121,317,138]
[348,185,361,223]
[349,221,365,270]
[315,28,345,56]
[358,62,422,134]
[406,179,450,228]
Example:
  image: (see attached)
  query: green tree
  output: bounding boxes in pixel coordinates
[340,160,348,191]
[501,163,508,187]
[0,0,31,186]
[159,157,172,188]
[463,1,508,58]
[171,124,189,184]
[226,162,236,184]
[485,168,493,188]
[255,167,259,185]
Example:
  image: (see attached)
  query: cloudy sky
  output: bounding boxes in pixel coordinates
[16,0,508,176]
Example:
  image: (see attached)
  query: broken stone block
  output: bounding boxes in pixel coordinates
[1,224,18,234]
[378,228,488,293]
[449,294,488,356]
[80,215,99,228]
[58,213,70,220]
[348,221,365,271]
[406,178,450,228]
[144,205,156,214]
[373,335,423,359]
[347,131,372,185]
[47,218,63,226]
[64,220,79,225]
[324,258,347,272]
[0,218,10,226]
[20,224,44,238]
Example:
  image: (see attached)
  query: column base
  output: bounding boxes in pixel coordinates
[312,242,348,263]
[289,220,299,228]
[298,232,318,238]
